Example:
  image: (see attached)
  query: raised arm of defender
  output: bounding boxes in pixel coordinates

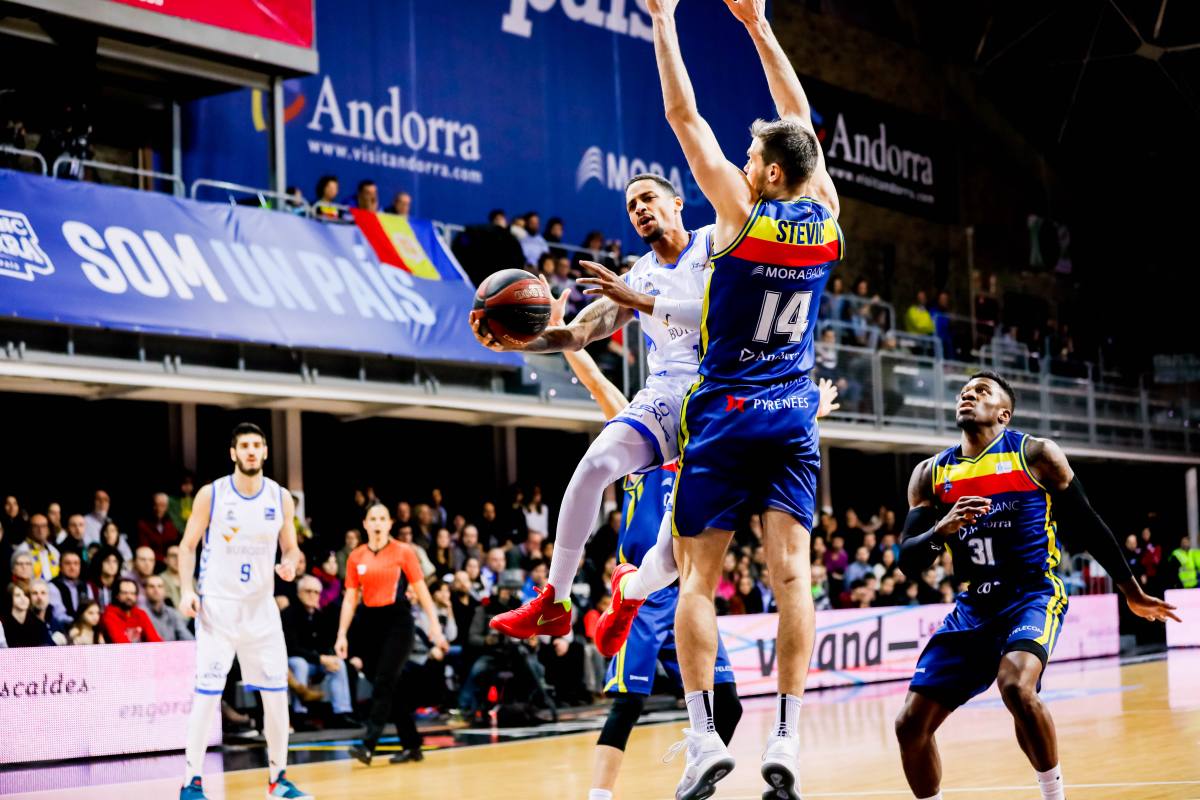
[647,0,755,236]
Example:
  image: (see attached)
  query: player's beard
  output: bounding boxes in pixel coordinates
[956,414,979,433]
[235,458,263,477]
[640,224,665,245]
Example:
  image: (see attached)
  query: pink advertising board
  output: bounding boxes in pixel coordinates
[1165,588,1200,648]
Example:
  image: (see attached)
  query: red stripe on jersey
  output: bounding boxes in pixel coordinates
[731,235,840,267]
[940,471,1038,502]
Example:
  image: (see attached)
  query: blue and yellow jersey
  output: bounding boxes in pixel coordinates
[618,465,676,567]
[932,428,1063,592]
[700,197,844,383]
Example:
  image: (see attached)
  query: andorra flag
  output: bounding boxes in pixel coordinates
[351,209,466,281]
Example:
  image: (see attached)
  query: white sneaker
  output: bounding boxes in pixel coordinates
[663,728,736,800]
[761,734,802,800]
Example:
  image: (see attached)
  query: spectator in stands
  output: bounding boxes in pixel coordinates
[1124,534,1146,585]
[386,190,412,216]
[9,551,35,595]
[824,533,849,586]
[413,504,437,550]
[876,575,899,606]
[67,599,106,645]
[522,560,549,603]
[136,492,179,564]
[729,573,763,615]
[88,547,123,609]
[167,472,195,533]
[843,508,866,550]
[481,547,506,594]
[284,575,355,726]
[101,578,161,644]
[46,503,63,542]
[938,579,956,604]
[523,485,550,538]
[586,510,621,573]
[918,568,942,604]
[83,490,111,547]
[456,525,484,568]
[143,575,192,641]
[519,212,549,267]
[430,528,458,575]
[508,529,546,573]
[161,544,183,608]
[716,552,738,604]
[28,579,67,640]
[313,175,340,218]
[903,290,934,335]
[50,551,92,620]
[459,570,532,715]
[408,579,458,710]
[874,546,900,582]
[478,501,515,549]
[1139,526,1162,591]
[450,570,479,641]
[56,514,87,558]
[810,563,832,611]
[336,529,360,582]
[844,547,874,589]
[355,179,379,212]
[1169,536,1198,589]
[99,519,133,567]
[3,583,52,647]
[310,552,343,609]
[2,495,28,544]
[429,488,448,529]
[545,217,566,257]
[463,558,485,600]
[129,546,158,605]
[932,290,955,359]
[15,513,59,580]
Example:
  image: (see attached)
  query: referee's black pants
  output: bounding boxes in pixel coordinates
[355,603,421,752]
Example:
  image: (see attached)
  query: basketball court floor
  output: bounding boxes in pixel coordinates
[6,650,1199,799]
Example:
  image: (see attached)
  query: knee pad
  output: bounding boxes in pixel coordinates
[713,682,743,746]
[597,693,646,750]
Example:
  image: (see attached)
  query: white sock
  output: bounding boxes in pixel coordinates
[548,424,653,593]
[916,794,942,800]
[685,690,716,734]
[623,509,678,601]
[588,790,614,800]
[774,693,802,738]
[261,689,290,783]
[183,691,221,783]
[1037,764,1065,800]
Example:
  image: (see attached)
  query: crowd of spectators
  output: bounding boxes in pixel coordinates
[3,474,1194,732]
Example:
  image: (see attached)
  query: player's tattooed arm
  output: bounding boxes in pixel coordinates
[723,0,840,218]
[647,0,754,229]
[522,297,634,354]
[1025,436,1180,623]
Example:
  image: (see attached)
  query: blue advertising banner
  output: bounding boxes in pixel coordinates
[183,0,778,241]
[0,170,519,367]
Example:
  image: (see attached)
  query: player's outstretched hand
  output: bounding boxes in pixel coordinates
[469,310,521,352]
[935,495,992,537]
[816,377,840,418]
[539,275,570,327]
[723,0,766,27]
[179,589,200,619]
[1123,586,1182,623]
[577,260,650,311]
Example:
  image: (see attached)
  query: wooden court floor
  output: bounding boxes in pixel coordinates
[8,652,1200,800]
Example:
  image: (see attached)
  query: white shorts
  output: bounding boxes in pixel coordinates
[608,375,694,474]
[194,594,288,694]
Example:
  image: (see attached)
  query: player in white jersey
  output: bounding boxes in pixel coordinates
[470,172,709,639]
[178,423,311,800]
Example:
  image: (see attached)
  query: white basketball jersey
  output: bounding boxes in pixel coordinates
[622,226,711,383]
[199,474,285,601]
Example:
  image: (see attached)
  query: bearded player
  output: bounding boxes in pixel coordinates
[470,173,714,642]
[894,371,1179,800]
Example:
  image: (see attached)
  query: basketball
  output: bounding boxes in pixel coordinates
[472,268,552,345]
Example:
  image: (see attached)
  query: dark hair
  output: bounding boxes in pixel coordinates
[363,500,390,520]
[546,216,563,230]
[356,179,376,193]
[625,172,678,198]
[750,118,820,188]
[536,252,555,271]
[116,577,138,595]
[522,211,539,222]
[231,422,267,447]
[968,370,1016,413]
[315,174,338,199]
[488,208,506,223]
[73,598,100,626]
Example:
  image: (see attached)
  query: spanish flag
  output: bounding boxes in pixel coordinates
[351,209,465,281]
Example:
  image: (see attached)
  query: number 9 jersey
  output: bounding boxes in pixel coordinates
[700,197,843,382]
[199,474,287,601]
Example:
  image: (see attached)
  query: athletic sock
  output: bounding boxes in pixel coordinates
[261,689,290,784]
[685,690,716,734]
[547,543,586,601]
[916,794,942,800]
[774,693,802,738]
[183,691,221,783]
[622,510,677,601]
[588,790,614,800]
[1037,764,1065,800]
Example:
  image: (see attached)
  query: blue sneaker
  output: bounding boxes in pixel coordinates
[180,777,208,800]
[267,771,313,799]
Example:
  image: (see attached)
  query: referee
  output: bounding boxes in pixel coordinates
[336,502,448,765]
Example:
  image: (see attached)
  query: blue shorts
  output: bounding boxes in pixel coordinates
[672,375,820,537]
[909,574,1069,709]
[604,585,736,696]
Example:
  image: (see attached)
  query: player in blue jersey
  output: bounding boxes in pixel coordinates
[894,371,1179,800]
[606,1,844,797]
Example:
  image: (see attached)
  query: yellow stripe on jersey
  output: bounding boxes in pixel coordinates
[604,640,629,693]
[1043,493,1061,568]
[1019,434,1048,491]
[699,260,714,357]
[671,376,704,538]
[739,215,840,248]
[931,451,1026,486]
[711,199,763,261]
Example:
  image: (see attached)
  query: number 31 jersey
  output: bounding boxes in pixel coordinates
[199,474,286,601]
[700,197,844,383]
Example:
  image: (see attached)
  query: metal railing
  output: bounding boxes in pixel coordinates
[190,179,310,215]
[0,145,47,175]
[52,156,183,194]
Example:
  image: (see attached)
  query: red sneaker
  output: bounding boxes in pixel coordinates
[594,562,646,657]
[489,584,572,638]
